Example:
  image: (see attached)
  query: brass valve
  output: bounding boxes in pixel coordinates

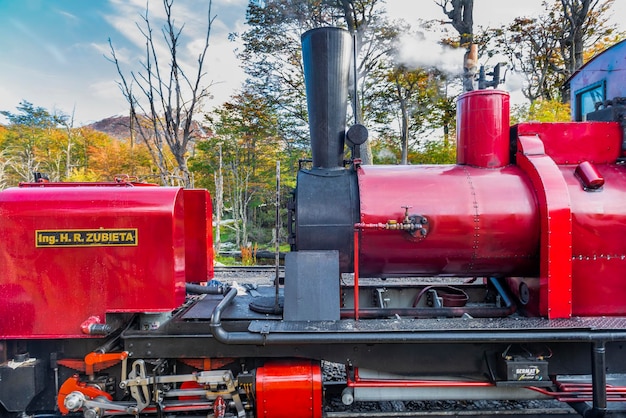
[357,205,430,239]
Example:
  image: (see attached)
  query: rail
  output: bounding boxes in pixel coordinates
[214,265,284,274]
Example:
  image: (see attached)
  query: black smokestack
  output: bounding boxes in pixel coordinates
[301,27,352,169]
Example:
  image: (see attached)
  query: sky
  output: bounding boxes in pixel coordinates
[0,0,248,125]
[0,0,623,126]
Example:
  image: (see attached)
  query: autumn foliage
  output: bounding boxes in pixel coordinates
[0,101,157,188]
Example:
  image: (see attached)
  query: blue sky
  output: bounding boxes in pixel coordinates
[0,0,248,125]
[0,0,623,126]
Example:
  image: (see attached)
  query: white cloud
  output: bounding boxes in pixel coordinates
[89,42,119,60]
[90,79,123,101]
[54,8,79,22]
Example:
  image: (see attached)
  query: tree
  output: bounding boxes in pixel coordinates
[489,16,564,101]
[511,99,571,123]
[560,0,614,74]
[412,139,456,164]
[335,0,401,163]
[369,65,443,164]
[86,132,155,181]
[488,0,616,102]
[370,135,456,164]
[434,89,457,149]
[559,0,616,99]
[238,1,310,162]
[213,143,224,254]
[191,88,290,247]
[436,0,475,91]
[583,33,626,62]
[109,0,214,187]
[240,0,399,165]
[0,149,10,190]
[0,101,67,184]
[0,101,157,187]
[437,0,473,46]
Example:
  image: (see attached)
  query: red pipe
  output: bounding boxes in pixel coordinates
[347,368,493,388]
[347,379,494,388]
[353,228,360,321]
[530,385,626,402]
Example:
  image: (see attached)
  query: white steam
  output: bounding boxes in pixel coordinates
[394,31,465,75]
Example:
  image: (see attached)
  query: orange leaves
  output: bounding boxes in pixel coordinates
[85,130,154,181]
[0,119,158,187]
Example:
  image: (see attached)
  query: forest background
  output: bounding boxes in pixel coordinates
[0,0,623,260]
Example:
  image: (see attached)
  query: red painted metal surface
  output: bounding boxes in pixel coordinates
[0,184,211,338]
[516,135,573,319]
[356,165,540,278]
[83,351,128,376]
[515,122,622,164]
[255,360,322,418]
[512,121,626,316]
[183,189,214,283]
[358,119,626,317]
[566,164,626,315]
[457,90,510,168]
[574,161,605,190]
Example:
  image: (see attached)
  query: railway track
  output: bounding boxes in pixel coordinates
[214,265,283,274]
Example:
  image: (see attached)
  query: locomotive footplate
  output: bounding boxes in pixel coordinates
[246,316,626,336]
[181,287,283,321]
[177,286,626,339]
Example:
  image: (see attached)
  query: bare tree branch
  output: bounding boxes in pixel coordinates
[108,0,214,187]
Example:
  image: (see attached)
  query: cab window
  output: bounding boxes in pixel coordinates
[575,81,606,121]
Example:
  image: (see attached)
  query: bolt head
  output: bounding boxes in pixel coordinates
[64,392,84,411]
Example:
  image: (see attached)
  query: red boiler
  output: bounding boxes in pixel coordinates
[357,164,540,278]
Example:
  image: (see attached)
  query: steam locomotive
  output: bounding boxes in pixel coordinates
[2,27,626,418]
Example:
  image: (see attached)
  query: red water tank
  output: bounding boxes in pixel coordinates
[0,183,212,338]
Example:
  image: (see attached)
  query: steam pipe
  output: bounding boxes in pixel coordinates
[210,287,264,345]
[185,283,224,295]
[489,277,513,310]
[209,288,626,345]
